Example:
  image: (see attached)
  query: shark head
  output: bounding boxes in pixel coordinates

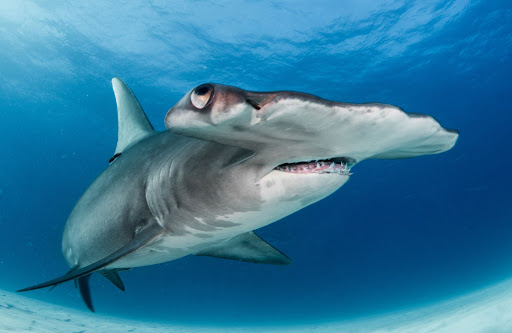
[165,84,458,216]
[166,83,458,165]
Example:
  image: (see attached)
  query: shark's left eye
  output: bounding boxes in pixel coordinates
[191,84,213,109]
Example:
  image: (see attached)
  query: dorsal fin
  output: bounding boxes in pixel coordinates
[111,78,155,155]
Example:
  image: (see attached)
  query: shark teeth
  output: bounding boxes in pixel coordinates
[274,159,353,175]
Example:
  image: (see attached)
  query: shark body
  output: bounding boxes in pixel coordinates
[19,78,458,311]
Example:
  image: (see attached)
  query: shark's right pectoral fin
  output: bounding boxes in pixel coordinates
[195,231,292,265]
[17,224,164,293]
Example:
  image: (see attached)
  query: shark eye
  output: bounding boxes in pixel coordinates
[191,84,213,109]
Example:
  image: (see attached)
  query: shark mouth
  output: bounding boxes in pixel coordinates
[274,157,355,175]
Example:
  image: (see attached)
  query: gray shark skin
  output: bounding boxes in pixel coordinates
[18,78,459,311]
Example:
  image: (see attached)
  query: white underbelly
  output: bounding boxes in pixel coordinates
[109,171,348,269]
[106,224,253,269]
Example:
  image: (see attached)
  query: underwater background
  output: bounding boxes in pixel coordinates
[0,0,511,330]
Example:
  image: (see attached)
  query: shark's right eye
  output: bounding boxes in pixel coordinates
[191,84,213,109]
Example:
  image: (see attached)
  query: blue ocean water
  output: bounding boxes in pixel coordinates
[0,0,511,327]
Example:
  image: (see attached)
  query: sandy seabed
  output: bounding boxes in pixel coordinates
[1,278,512,333]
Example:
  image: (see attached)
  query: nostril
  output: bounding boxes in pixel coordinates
[246,99,261,110]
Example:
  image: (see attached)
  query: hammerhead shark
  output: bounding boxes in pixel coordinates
[19,78,458,311]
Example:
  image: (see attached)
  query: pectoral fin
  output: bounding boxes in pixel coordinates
[18,224,163,293]
[195,232,292,265]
